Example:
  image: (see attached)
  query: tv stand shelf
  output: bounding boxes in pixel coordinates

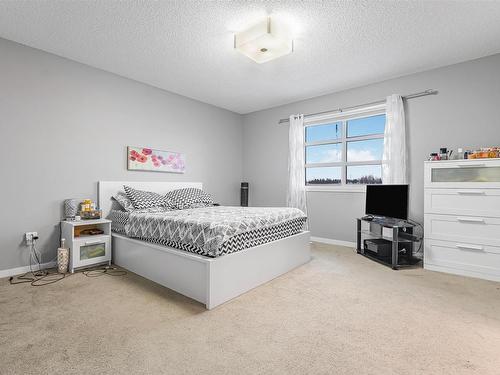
[356,217,421,270]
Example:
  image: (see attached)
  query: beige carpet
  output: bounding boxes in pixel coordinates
[1,242,500,375]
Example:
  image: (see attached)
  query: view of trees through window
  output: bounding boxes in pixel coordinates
[305,113,385,185]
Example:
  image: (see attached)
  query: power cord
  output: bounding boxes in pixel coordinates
[9,238,66,286]
[406,218,424,254]
[82,265,127,277]
[9,237,125,286]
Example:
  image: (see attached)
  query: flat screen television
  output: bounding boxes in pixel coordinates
[365,184,409,220]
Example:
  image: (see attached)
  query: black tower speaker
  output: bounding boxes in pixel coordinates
[240,182,249,207]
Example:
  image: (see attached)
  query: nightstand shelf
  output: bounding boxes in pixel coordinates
[61,219,112,273]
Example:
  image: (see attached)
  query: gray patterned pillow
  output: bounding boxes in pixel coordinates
[165,188,214,210]
[112,192,135,212]
[123,186,173,210]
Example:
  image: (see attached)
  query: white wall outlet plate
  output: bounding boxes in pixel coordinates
[25,232,38,246]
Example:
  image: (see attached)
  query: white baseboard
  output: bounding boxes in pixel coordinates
[424,263,500,283]
[310,236,356,248]
[0,261,57,279]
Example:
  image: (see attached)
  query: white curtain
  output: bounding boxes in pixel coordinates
[382,95,407,184]
[287,114,308,225]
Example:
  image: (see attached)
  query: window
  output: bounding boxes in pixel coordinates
[305,110,385,187]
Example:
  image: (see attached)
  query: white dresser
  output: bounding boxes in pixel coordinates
[424,159,500,282]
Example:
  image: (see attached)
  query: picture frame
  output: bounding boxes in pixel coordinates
[127,146,186,174]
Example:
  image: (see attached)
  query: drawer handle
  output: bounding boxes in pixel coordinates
[456,244,484,251]
[85,240,104,245]
[457,190,485,195]
[457,217,485,223]
[457,163,486,168]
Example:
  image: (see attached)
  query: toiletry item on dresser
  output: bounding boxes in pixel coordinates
[439,148,448,160]
[468,147,500,159]
[428,147,475,161]
[428,153,439,161]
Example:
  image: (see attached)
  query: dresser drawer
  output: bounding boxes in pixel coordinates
[424,188,500,217]
[424,239,500,280]
[425,159,500,188]
[424,214,500,247]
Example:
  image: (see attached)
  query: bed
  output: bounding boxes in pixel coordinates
[99,181,311,309]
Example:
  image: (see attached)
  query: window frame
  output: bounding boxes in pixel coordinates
[304,103,386,192]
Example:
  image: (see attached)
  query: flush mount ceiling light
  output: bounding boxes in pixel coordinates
[234,17,293,64]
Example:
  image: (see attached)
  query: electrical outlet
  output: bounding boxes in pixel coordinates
[25,232,38,246]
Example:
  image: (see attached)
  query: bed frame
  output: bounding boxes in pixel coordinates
[98,181,311,309]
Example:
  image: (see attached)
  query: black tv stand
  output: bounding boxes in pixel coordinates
[356,217,421,270]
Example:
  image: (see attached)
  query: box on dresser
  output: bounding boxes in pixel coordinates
[424,158,500,282]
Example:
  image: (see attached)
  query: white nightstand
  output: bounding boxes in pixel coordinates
[61,219,112,273]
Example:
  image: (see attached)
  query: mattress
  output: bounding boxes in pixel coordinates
[140,216,306,257]
[111,206,306,257]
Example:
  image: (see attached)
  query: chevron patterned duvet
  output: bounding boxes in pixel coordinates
[108,209,130,235]
[123,206,307,257]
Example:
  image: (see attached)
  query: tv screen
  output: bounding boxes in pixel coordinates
[365,184,409,220]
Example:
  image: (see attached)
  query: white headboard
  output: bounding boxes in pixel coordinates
[98,181,203,217]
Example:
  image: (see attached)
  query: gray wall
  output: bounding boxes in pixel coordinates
[242,53,500,242]
[2,36,499,272]
[0,38,243,271]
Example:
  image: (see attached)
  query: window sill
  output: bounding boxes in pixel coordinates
[306,185,367,193]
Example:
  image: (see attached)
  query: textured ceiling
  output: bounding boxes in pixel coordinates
[1,1,500,114]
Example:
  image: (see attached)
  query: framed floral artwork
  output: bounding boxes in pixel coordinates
[127,146,186,173]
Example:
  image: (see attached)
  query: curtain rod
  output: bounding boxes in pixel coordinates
[278,89,438,124]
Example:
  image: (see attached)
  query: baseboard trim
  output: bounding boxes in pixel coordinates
[310,236,356,248]
[0,261,57,279]
[424,263,500,283]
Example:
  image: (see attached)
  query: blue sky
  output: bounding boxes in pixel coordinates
[305,114,385,143]
[306,122,342,142]
[305,114,385,183]
[347,114,385,137]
